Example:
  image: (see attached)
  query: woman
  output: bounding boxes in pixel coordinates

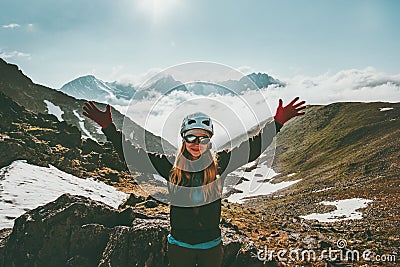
[82,97,306,267]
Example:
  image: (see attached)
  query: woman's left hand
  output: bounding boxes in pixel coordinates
[274,97,306,125]
[82,101,113,129]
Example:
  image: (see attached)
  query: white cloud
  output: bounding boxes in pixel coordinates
[2,23,20,29]
[108,65,124,81]
[236,65,255,75]
[0,50,31,59]
[270,67,400,105]
[116,67,163,87]
[118,87,274,149]
[113,67,400,148]
[27,24,35,31]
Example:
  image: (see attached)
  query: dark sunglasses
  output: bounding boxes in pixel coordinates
[183,134,211,144]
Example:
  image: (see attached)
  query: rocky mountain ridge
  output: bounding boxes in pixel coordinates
[0,58,175,154]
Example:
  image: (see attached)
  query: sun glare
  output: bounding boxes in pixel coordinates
[134,0,181,23]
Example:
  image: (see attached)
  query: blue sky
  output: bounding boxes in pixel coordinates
[1,0,399,88]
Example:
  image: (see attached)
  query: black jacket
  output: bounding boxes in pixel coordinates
[102,120,282,244]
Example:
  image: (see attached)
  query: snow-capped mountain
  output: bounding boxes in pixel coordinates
[105,81,136,100]
[133,75,187,99]
[246,72,284,88]
[59,72,284,105]
[59,75,135,104]
[220,72,285,93]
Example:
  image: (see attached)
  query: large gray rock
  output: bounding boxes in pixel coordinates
[0,193,264,267]
[0,194,144,266]
[98,219,169,266]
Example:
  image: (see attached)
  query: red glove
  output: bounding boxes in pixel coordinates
[82,101,113,129]
[274,97,306,125]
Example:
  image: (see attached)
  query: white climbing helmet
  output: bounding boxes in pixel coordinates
[180,112,214,137]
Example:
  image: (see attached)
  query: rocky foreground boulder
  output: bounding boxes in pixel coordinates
[0,194,265,267]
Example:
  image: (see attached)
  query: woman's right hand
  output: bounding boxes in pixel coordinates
[274,97,306,125]
[82,101,113,129]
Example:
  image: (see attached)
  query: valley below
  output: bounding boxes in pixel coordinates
[0,59,399,266]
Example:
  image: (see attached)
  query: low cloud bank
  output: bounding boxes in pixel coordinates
[114,67,399,147]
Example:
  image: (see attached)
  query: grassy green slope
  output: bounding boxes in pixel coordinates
[275,102,399,183]
[244,103,399,238]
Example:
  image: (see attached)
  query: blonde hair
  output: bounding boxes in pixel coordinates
[169,143,222,202]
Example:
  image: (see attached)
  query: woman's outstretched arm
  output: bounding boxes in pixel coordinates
[82,101,173,179]
[218,97,306,175]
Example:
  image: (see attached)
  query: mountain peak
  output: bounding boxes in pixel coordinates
[59,75,136,103]
[80,74,97,80]
[0,58,33,86]
[65,74,99,85]
[245,72,284,88]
